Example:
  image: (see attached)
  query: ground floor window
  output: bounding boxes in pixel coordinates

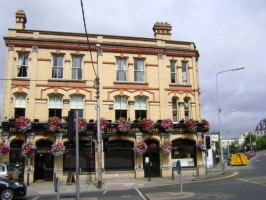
[172,139,196,167]
[63,140,95,172]
[105,140,134,171]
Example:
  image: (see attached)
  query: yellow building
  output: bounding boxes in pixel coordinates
[0,10,209,183]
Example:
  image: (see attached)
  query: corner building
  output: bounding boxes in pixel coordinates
[1,10,207,183]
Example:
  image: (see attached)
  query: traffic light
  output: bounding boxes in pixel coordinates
[205,135,211,149]
[68,110,74,141]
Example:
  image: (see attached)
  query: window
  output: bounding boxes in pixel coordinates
[184,98,190,120]
[105,140,134,171]
[72,56,82,80]
[182,61,188,84]
[115,96,128,120]
[14,94,26,118]
[52,55,64,78]
[134,59,145,82]
[172,97,179,122]
[49,95,63,118]
[135,96,147,120]
[116,58,127,81]
[17,53,29,77]
[70,95,84,117]
[170,61,176,83]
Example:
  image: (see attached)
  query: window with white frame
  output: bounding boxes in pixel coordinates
[52,55,64,78]
[72,55,83,80]
[70,95,84,117]
[135,96,147,120]
[182,61,188,84]
[134,59,145,82]
[49,95,63,118]
[172,97,179,122]
[115,96,128,120]
[116,58,127,81]
[14,93,26,118]
[170,61,176,83]
[17,53,29,77]
[184,98,190,120]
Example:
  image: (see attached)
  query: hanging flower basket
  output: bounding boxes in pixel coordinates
[134,140,147,154]
[116,117,130,133]
[94,117,109,132]
[0,142,10,156]
[185,119,197,133]
[74,118,87,133]
[22,142,36,157]
[141,118,155,133]
[160,141,173,156]
[201,119,210,133]
[51,142,65,157]
[160,119,173,132]
[15,117,32,133]
[47,116,60,133]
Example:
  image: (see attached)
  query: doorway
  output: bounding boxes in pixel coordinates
[143,139,160,178]
[34,140,54,181]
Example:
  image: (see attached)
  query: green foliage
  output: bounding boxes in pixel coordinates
[243,133,256,150]
[256,135,266,149]
[229,143,237,154]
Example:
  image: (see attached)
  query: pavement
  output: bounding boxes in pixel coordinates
[26,163,238,200]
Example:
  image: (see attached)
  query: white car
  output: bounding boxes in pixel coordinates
[0,163,21,181]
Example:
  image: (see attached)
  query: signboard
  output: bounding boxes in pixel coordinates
[252,142,256,146]
[211,135,219,142]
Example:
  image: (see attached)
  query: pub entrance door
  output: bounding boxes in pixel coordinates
[143,139,160,178]
[34,140,54,181]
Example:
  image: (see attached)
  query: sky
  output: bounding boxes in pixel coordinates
[0,0,265,138]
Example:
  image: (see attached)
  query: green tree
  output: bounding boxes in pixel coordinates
[243,132,256,151]
[229,143,237,154]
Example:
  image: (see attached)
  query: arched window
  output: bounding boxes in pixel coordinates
[14,93,26,118]
[135,96,147,120]
[49,95,63,118]
[105,140,134,171]
[172,97,179,122]
[115,96,128,120]
[184,98,190,120]
[70,95,84,117]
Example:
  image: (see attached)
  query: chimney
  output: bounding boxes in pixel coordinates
[15,9,27,29]
[153,22,172,40]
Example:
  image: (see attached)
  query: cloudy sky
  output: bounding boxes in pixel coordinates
[0,0,265,138]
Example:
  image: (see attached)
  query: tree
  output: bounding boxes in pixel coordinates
[229,143,237,154]
[243,132,256,151]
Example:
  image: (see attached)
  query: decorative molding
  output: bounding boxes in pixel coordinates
[8,45,15,51]
[32,46,38,52]
[37,58,51,62]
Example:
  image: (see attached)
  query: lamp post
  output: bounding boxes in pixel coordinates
[216,67,244,174]
[96,44,102,188]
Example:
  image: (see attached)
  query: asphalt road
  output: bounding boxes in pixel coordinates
[21,150,266,200]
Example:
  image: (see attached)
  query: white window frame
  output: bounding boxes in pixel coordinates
[184,98,190,120]
[182,61,188,84]
[116,58,127,81]
[17,52,29,77]
[15,94,26,108]
[170,61,176,84]
[52,54,64,79]
[49,95,63,109]
[172,97,179,122]
[72,55,83,80]
[134,59,145,82]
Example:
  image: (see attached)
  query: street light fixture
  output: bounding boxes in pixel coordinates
[216,67,244,174]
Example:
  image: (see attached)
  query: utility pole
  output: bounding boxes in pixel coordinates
[96,44,102,188]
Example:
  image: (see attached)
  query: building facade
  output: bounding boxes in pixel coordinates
[255,118,266,138]
[0,10,208,183]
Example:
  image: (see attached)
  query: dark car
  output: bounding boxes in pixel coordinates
[0,178,27,200]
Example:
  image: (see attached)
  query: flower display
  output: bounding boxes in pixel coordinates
[22,142,36,157]
[201,119,210,133]
[160,119,173,132]
[141,118,155,133]
[134,140,147,154]
[15,117,32,133]
[94,117,109,132]
[50,142,65,157]
[0,142,10,156]
[196,139,205,150]
[185,119,197,133]
[74,118,87,132]
[160,141,173,155]
[116,117,130,133]
[47,116,60,133]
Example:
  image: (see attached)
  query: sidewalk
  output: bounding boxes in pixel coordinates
[26,164,235,198]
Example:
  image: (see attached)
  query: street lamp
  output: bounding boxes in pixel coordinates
[216,67,244,174]
[96,44,102,188]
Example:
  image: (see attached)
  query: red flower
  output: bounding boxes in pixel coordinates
[141,118,155,133]
[94,117,109,132]
[47,117,60,133]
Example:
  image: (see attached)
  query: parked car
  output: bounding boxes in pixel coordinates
[0,177,27,200]
[0,163,21,181]
[244,151,252,159]
[249,151,256,157]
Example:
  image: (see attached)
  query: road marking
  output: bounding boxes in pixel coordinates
[31,196,40,200]
[236,177,266,187]
[135,187,146,200]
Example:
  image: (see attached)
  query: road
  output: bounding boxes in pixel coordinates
[22,150,266,200]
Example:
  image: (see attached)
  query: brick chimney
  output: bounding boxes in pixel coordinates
[15,9,27,29]
[153,22,172,40]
